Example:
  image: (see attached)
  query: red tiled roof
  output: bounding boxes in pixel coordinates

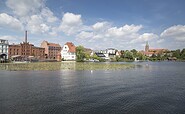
[149,49,168,51]
[65,42,76,53]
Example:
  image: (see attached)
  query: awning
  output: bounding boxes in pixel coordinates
[11,55,21,58]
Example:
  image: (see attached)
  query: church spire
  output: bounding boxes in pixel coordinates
[145,41,149,52]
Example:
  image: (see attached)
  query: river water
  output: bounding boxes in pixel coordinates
[0,62,185,114]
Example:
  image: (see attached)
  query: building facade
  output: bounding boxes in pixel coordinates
[8,31,45,60]
[41,41,61,60]
[0,39,9,62]
[61,42,76,60]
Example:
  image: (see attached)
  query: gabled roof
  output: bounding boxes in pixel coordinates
[65,42,76,53]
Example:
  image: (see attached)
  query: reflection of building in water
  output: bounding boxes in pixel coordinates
[60,61,76,70]
[0,39,9,62]
[140,41,168,57]
[8,31,45,61]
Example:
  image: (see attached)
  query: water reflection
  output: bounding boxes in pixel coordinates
[60,61,76,70]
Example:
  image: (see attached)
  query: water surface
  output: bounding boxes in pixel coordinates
[0,62,185,114]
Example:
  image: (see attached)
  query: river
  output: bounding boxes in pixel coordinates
[0,62,185,114]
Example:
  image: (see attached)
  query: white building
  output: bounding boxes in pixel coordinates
[61,42,76,61]
[0,39,9,62]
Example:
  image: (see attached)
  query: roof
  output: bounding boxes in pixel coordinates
[95,53,106,57]
[47,42,61,47]
[149,49,168,52]
[65,42,76,53]
[143,52,155,55]
[42,41,61,47]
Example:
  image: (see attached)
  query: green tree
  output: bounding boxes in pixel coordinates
[130,49,137,57]
[120,50,125,58]
[76,45,85,62]
[172,49,181,59]
[137,52,146,60]
[180,48,185,60]
[124,51,134,60]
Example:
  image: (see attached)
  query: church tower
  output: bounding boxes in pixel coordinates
[145,41,149,52]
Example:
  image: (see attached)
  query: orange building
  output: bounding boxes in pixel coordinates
[8,31,45,60]
[41,41,61,60]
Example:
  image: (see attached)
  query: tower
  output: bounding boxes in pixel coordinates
[145,41,149,52]
[25,30,27,43]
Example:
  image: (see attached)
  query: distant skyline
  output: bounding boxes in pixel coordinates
[0,0,185,50]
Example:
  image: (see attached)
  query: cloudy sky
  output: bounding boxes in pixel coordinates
[0,0,185,50]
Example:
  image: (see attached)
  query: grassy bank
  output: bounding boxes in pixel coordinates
[0,62,136,71]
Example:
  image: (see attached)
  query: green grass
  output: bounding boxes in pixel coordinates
[0,62,136,71]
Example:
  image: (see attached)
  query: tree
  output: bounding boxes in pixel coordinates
[76,45,85,62]
[137,52,146,60]
[180,48,185,60]
[124,51,134,60]
[120,50,125,58]
[130,49,137,57]
[172,49,181,59]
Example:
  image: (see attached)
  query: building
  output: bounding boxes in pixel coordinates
[61,42,76,60]
[0,39,9,62]
[142,42,168,57]
[93,48,118,60]
[8,31,45,61]
[41,41,61,60]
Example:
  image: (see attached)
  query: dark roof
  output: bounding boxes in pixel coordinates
[95,53,105,57]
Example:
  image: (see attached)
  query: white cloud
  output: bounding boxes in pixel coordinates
[0,35,17,41]
[0,13,23,30]
[0,35,22,44]
[76,31,94,39]
[6,0,44,16]
[26,15,50,34]
[93,22,110,31]
[106,24,142,38]
[5,0,58,35]
[131,33,158,43]
[41,7,58,23]
[160,25,185,41]
[157,39,164,43]
[59,12,90,35]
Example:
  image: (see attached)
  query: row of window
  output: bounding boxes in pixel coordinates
[0,45,8,49]
[0,50,8,53]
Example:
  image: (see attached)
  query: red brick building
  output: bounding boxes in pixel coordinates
[41,41,61,60]
[8,31,45,60]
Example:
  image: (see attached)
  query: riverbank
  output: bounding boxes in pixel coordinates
[0,62,136,71]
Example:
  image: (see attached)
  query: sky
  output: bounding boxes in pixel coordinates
[0,0,185,50]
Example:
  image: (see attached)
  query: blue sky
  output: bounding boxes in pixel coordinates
[0,0,185,50]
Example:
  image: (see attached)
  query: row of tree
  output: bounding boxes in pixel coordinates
[76,46,185,62]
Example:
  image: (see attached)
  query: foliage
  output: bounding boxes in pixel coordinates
[76,45,85,62]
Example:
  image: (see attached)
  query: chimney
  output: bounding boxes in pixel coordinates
[25,30,27,43]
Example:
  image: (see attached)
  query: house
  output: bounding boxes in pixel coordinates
[41,41,61,60]
[0,39,9,62]
[61,42,76,61]
[106,48,117,58]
